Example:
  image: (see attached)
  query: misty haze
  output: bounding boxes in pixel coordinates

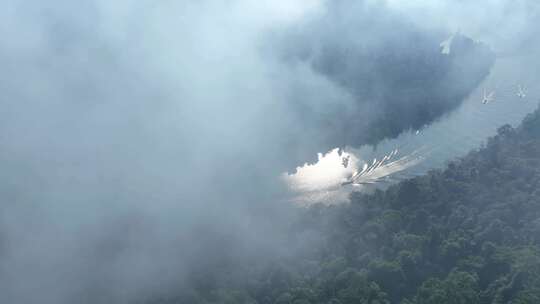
[2,1,540,303]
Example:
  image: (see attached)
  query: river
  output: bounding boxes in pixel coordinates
[285,51,540,206]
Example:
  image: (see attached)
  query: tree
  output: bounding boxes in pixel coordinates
[412,271,479,304]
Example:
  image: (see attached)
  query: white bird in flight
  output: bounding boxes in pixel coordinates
[482,89,495,104]
[517,85,526,99]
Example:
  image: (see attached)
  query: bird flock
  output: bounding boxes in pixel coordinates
[482,84,527,104]
[340,148,425,187]
[338,83,531,187]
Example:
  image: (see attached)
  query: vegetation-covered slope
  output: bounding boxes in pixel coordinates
[276,1,495,170]
[148,106,540,303]
[278,0,495,154]
[313,33,494,146]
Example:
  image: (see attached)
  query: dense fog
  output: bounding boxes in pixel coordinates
[1,0,539,303]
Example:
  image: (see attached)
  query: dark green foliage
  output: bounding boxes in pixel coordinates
[146,107,540,303]
[411,270,480,304]
[276,2,495,170]
[311,31,494,147]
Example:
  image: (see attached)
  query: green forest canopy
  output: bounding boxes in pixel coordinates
[148,105,540,304]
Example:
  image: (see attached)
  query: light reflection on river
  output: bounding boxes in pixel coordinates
[286,53,540,205]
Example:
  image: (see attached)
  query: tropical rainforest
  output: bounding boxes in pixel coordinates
[2,2,539,304]
[148,106,540,303]
[277,1,495,156]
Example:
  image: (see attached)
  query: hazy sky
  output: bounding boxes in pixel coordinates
[0,1,539,303]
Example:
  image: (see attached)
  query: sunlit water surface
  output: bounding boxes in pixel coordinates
[284,53,540,206]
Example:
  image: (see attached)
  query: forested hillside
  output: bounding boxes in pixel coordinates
[276,0,495,155]
[274,1,496,170]
[311,33,494,146]
[156,106,540,304]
